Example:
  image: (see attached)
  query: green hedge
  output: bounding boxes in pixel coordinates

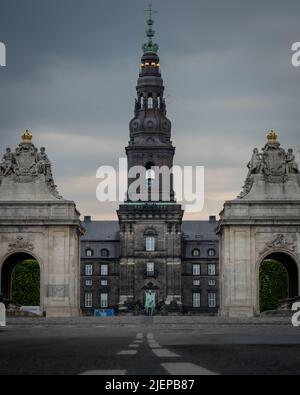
[12,260,40,306]
[259,259,288,312]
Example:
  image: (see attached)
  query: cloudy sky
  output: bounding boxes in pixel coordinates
[0,0,299,220]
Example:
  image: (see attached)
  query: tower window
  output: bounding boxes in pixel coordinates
[147,262,155,276]
[146,236,155,251]
[148,96,153,109]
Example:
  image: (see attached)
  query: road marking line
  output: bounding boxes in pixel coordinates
[147,333,154,340]
[149,343,161,349]
[152,349,179,358]
[129,344,139,348]
[117,350,137,355]
[134,340,143,344]
[80,370,126,376]
[136,333,144,339]
[161,363,218,376]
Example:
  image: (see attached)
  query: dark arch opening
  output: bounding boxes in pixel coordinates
[259,252,299,312]
[1,252,40,305]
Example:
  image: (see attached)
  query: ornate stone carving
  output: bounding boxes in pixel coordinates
[8,236,34,252]
[260,234,296,256]
[0,131,62,198]
[238,131,299,198]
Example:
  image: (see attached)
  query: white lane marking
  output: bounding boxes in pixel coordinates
[80,370,126,376]
[162,363,218,376]
[134,340,143,344]
[136,333,144,340]
[129,344,139,348]
[147,333,154,340]
[148,341,161,349]
[152,349,179,358]
[117,350,137,355]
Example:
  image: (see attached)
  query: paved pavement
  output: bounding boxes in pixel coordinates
[0,316,299,375]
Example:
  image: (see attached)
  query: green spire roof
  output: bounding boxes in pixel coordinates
[142,4,159,54]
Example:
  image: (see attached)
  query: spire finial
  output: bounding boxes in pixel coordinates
[143,3,159,54]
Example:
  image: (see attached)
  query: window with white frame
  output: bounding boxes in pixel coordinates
[100,264,108,276]
[101,279,108,286]
[193,279,200,286]
[192,248,200,257]
[208,249,216,257]
[146,236,155,251]
[208,264,216,276]
[147,262,155,276]
[86,249,93,257]
[209,279,216,286]
[85,293,93,308]
[193,264,201,276]
[100,293,108,308]
[193,292,201,308]
[85,279,92,286]
[85,264,93,276]
[208,292,216,308]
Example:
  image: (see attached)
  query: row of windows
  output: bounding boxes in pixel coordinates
[192,263,216,276]
[85,293,108,308]
[193,279,216,287]
[85,279,108,287]
[85,248,110,257]
[85,263,216,277]
[193,292,217,308]
[85,264,108,276]
[84,292,217,309]
[191,248,216,257]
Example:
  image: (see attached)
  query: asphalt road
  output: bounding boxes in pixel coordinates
[0,316,299,375]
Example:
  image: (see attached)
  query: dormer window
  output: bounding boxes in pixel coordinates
[86,249,93,257]
[192,249,200,257]
[101,249,110,257]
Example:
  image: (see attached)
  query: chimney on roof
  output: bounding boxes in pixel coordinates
[84,216,92,222]
[209,215,216,223]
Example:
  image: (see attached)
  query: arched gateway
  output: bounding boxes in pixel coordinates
[218,131,300,317]
[0,131,83,317]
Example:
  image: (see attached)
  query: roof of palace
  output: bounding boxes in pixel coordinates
[81,219,218,242]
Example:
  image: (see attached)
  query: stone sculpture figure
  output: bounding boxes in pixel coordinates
[0,148,15,176]
[286,149,299,174]
[247,148,262,177]
[238,131,300,199]
[36,147,51,176]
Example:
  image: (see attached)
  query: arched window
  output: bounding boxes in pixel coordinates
[146,236,155,252]
[192,248,200,257]
[140,95,145,109]
[145,161,156,189]
[101,249,110,257]
[148,95,153,109]
[157,95,161,109]
[208,249,216,257]
[86,248,93,257]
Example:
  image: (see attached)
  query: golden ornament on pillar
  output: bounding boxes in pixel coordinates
[22,130,33,143]
[266,130,278,143]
